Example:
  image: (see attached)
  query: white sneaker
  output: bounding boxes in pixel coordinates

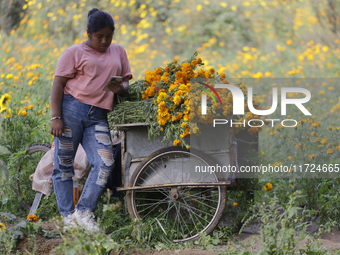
[72,209,100,231]
[63,214,77,231]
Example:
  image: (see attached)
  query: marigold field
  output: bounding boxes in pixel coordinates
[1,0,340,254]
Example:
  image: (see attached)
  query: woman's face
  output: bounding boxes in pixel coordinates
[87,26,114,52]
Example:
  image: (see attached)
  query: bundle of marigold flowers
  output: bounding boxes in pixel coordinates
[112,52,264,146]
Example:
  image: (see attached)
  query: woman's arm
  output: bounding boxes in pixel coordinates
[50,76,69,138]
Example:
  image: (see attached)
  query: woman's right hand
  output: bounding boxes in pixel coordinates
[50,76,69,139]
[50,119,64,138]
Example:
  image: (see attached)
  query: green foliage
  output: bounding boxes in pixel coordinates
[0,0,26,33]
[240,194,335,254]
[0,212,54,254]
[53,228,124,255]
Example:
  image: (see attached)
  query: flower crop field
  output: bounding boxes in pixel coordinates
[1,0,340,254]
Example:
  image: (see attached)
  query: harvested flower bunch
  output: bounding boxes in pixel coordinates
[111,52,264,146]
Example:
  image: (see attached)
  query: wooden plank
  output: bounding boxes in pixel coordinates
[112,123,149,128]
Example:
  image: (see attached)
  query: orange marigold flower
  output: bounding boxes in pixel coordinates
[21,110,27,116]
[27,214,39,222]
[173,95,181,105]
[264,183,273,192]
[181,122,188,129]
[173,139,181,146]
[233,202,238,206]
[327,149,334,154]
[311,121,321,128]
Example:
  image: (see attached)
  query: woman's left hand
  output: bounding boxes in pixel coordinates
[106,80,124,94]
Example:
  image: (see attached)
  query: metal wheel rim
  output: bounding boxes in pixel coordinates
[129,150,223,242]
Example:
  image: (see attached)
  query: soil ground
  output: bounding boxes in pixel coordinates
[6,221,340,254]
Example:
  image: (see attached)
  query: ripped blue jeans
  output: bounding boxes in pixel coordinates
[52,93,114,217]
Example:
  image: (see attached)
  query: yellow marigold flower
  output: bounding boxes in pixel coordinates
[191,60,197,67]
[311,131,317,137]
[311,121,321,128]
[173,95,181,105]
[160,128,164,132]
[327,149,334,154]
[0,93,11,112]
[308,153,316,161]
[157,92,168,103]
[27,214,39,222]
[21,110,27,116]
[320,138,328,144]
[209,68,215,74]
[336,145,340,150]
[181,122,188,129]
[264,183,273,192]
[0,223,5,232]
[197,58,202,64]
[173,139,181,146]
[186,145,190,150]
[286,39,293,45]
[2,108,12,119]
[6,74,13,79]
[155,67,162,74]
[287,156,292,161]
[173,59,178,64]
[233,202,238,207]
[193,126,200,134]
[165,66,170,72]
[158,101,166,110]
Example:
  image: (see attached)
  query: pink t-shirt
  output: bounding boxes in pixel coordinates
[55,42,132,111]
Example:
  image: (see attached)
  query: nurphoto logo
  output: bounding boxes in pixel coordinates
[199,83,312,128]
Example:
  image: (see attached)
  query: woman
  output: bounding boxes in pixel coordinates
[50,8,132,231]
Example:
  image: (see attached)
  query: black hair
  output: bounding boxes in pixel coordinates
[87,8,115,34]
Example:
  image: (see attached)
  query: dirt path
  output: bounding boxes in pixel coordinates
[11,221,340,254]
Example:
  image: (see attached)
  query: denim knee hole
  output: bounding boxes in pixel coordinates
[62,127,72,138]
[95,133,111,146]
[59,140,74,151]
[96,168,110,186]
[97,149,114,167]
[60,170,73,181]
[95,125,109,133]
[58,156,73,167]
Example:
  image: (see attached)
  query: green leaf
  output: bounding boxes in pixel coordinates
[299,230,307,241]
[1,212,17,220]
[16,219,27,228]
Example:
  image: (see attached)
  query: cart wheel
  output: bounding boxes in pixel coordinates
[126,146,227,242]
[15,143,51,210]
